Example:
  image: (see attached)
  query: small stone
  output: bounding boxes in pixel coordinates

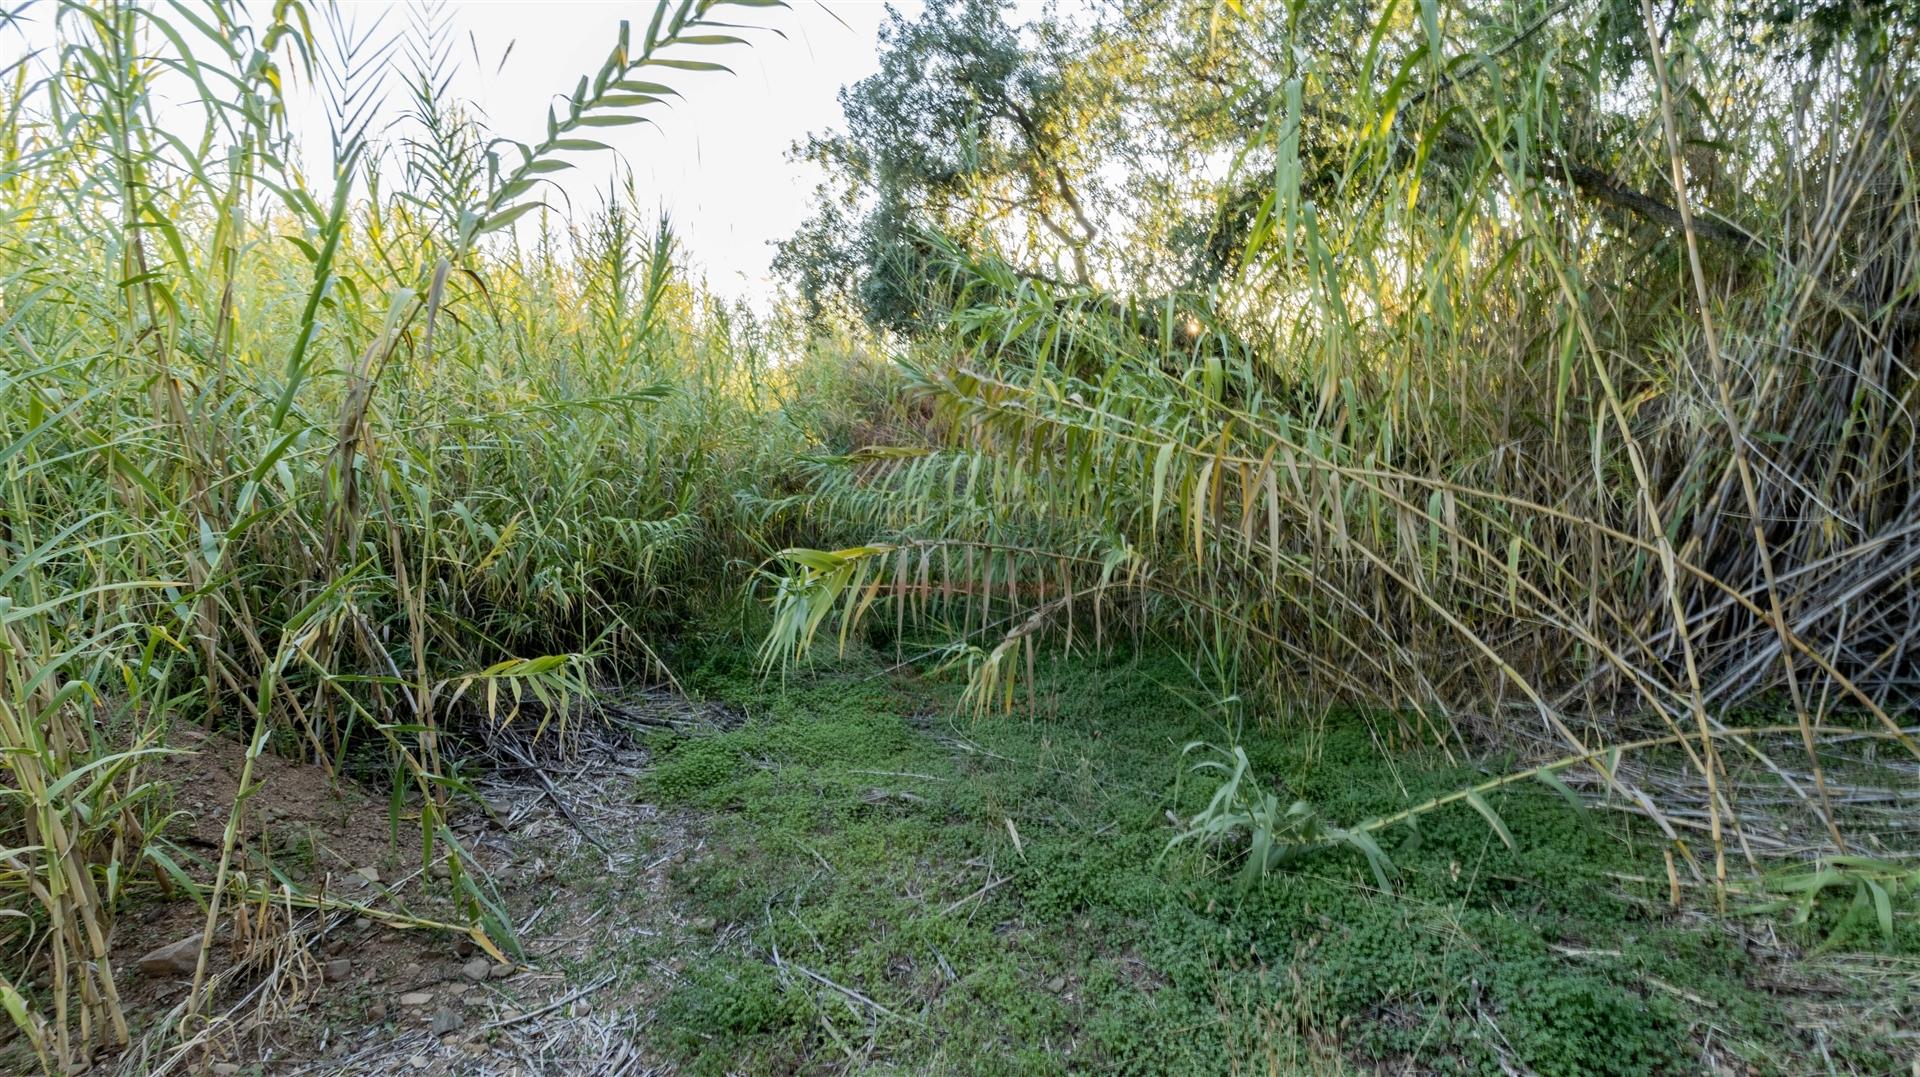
[488,961,515,980]
[1044,975,1067,993]
[461,957,491,982]
[354,866,380,883]
[430,1008,463,1035]
[353,917,372,931]
[325,959,352,983]
[569,1000,592,1018]
[137,935,202,978]
[406,1055,428,1069]
[211,1065,240,1076]
[431,860,452,880]
[367,1002,388,1021]
[689,916,717,933]
[500,1008,523,1022]
[326,937,348,956]
[398,991,433,1007]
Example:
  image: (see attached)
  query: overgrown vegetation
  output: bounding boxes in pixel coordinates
[1,0,1915,1072]
[0,0,842,1066]
[629,643,1915,1074]
[765,0,1920,912]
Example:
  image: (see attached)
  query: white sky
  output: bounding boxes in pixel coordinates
[4,0,1077,305]
[0,0,925,302]
[292,0,916,301]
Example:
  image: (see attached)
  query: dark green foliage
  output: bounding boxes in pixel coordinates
[1593,0,1920,69]
[1494,975,1685,1077]
[647,737,744,800]
[660,958,806,1070]
[775,0,1101,330]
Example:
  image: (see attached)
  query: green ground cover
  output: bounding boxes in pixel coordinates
[570,642,1919,1075]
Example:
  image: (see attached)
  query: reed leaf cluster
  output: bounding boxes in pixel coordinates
[763,0,1919,894]
[0,0,811,1065]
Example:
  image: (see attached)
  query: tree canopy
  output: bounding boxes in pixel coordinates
[780,0,1919,339]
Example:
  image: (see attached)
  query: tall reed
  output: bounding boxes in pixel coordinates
[0,1,807,1067]
[762,0,1920,889]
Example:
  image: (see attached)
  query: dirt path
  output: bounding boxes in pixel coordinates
[103,696,730,1076]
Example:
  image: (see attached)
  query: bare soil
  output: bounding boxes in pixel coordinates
[93,697,726,1076]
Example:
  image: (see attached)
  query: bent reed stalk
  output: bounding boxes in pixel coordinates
[0,1,802,1068]
[760,1,1920,896]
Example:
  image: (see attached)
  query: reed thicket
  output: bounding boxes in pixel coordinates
[763,0,1919,901]
[0,0,854,1066]
[1,0,1916,1069]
